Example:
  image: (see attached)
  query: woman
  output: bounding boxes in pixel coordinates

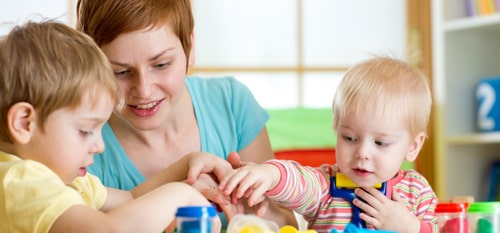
[76,0,296,227]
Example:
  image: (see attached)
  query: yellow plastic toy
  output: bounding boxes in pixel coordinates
[227,214,279,233]
[227,215,318,233]
[335,173,381,189]
[279,225,317,233]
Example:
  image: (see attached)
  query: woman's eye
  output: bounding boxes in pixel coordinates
[154,62,170,69]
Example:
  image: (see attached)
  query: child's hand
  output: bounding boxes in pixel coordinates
[353,187,420,233]
[219,163,280,207]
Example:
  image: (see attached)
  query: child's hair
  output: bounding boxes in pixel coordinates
[76,0,194,63]
[0,20,121,143]
[332,56,432,138]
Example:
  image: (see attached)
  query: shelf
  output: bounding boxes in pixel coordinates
[447,132,500,145]
[444,13,500,32]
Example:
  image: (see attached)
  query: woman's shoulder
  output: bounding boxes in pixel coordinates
[186,76,244,90]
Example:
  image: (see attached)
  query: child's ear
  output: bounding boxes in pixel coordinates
[405,132,426,162]
[7,102,36,144]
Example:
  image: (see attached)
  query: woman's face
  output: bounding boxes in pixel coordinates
[100,25,190,130]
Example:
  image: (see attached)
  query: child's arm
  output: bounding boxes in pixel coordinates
[49,182,220,233]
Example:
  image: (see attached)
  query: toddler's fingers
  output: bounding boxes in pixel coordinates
[392,187,402,203]
[220,171,249,195]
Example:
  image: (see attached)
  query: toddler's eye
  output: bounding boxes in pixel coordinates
[79,130,93,137]
[375,140,388,146]
[342,135,356,142]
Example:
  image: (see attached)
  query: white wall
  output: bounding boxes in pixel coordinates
[192,0,407,108]
[0,0,406,109]
[0,0,74,35]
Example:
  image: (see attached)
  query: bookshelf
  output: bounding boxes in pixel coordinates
[431,0,500,201]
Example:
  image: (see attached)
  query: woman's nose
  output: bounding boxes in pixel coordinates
[134,70,153,98]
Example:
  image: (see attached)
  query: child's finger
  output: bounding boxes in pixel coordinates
[392,187,402,203]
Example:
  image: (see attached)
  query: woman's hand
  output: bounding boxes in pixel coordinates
[186,152,234,185]
[191,173,244,221]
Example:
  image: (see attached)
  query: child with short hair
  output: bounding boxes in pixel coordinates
[219,56,439,233]
[0,20,220,233]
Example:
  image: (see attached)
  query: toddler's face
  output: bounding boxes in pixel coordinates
[334,111,420,187]
[26,93,113,184]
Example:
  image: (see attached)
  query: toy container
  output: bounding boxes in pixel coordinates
[468,202,500,233]
[227,214,279,233]
[176,206,216,233]
[435,202,469,233]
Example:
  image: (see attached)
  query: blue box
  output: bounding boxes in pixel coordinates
[477,76,500,132]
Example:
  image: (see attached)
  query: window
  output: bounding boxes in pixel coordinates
[0,0,74,35]
[191,0,406,109]
[0,1,406,109]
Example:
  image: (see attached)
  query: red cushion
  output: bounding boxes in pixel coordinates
[274,148,335,167]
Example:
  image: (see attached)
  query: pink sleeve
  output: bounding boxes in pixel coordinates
[264,160,288,196]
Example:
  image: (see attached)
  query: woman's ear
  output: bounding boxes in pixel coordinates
[188,31,195,66]
[405,132,426,162]
[7,102,36,144]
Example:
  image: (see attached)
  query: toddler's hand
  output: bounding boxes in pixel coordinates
[219,163,279,207]
[353,187,420,233]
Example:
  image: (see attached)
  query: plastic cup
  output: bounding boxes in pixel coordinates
[468,202,500,233]
[435,202,469,233]
[176,206,216,233]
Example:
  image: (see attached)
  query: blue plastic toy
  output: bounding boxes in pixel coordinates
[330,223,396,233]
[329,174,387,228]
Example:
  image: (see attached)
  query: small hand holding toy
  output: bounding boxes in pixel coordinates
[330,173,387,228]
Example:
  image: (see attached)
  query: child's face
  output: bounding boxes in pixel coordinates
[26,93,113,184]
[100,25,189,131]
[335,111,421,187]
